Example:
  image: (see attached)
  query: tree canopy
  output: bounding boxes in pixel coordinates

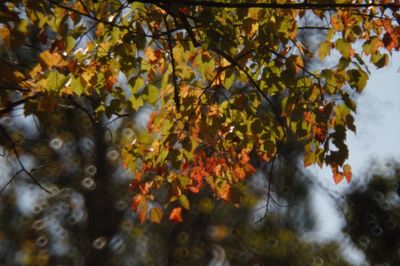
[1,0,400,223]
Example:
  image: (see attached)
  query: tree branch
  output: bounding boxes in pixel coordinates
[0,125,51,193]
[0,95,37,116]
[163,15,181,110]
[131,0,400,10]
[47,0,126,29]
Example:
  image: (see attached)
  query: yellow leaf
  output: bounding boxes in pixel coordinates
[39,51,63,68]
[150,207,163,223]
[179,195,190,210]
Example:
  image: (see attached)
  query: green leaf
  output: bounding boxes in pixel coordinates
[372,53,389,69]
[318,41,331,61]
[45,71,67,92]
[346,68,368,92]
[70,77,84,95]
[145,85,159,105]
[129,77,144,94]
[337,57,350,71]
[179,195,190,210]
[130,95,144,111]
[335,39,352,59]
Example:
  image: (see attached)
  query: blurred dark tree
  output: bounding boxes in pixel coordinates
[344,164,400,265]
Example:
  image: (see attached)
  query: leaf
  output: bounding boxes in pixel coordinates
[333,171,344,185]
[169,207,183,223]
[304,151,316,167]
[138,200,148,223]
[179,195,190,210]
[45,71,67,91]
[346,69,368,92]
[70,77,84,95]
[335,39,352,59]
[145,85,159,105]
[343,164,352,183]
[233,165,246,180]
[150,207,163,223]
[131,194,142,211]
[130,95,144,111]
[144,47,160,63]
[318,41,331,61]
[39,51,63,68]
[371,53,389,69]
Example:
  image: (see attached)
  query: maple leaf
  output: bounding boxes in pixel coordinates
[39,51,63,68]
[169,207,183,223]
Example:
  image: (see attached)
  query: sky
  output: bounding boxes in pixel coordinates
[305,53,400,264]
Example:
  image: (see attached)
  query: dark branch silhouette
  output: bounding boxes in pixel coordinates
[131,0,400,10]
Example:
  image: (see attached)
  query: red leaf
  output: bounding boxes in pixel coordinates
[331,165,344,185]
[240,149,250,164]
[233,165,246,181]
[333,172,344,184]
[169,207,183,223]
[138,201,147,223]
[106,76,117,92]
[131,194,142,211]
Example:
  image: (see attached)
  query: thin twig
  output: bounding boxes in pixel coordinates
[163,15,181,110]
[0,125,51,193]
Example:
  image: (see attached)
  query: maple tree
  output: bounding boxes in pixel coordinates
[1,0,400,224]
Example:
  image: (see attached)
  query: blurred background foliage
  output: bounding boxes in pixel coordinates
[1,104,400,265]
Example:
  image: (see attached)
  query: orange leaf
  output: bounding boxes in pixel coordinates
[332,165,344,184]
[131,194,142,211]
[331,164,344,185]
[190,166,206,182]
[343,164,352,183]
[139,181,153,195]
[218,185,230,201]
[106,75,117,92]
[333,172,344,184]
[138,200,148,223]
[169,207,183,223]
[233,165,246,181]
[240,149,250,164]
[144,47,160,63]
